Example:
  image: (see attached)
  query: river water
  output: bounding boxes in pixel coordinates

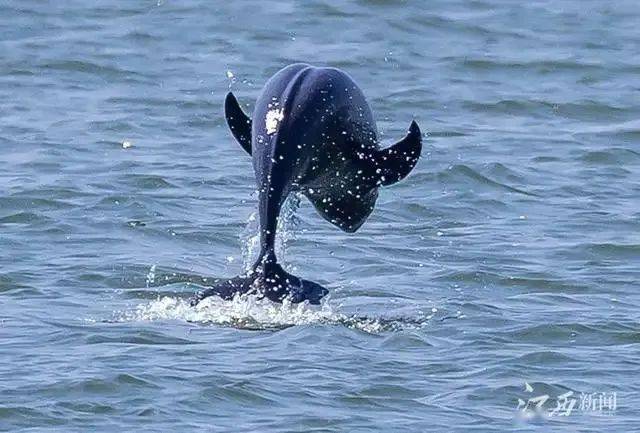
[1,1,639,431]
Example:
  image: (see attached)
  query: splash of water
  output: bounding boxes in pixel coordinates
[112,293,432,333]
[240,211,259,273]
[122,194,437,333]
[145,264,156,287]
[239,193,301,272]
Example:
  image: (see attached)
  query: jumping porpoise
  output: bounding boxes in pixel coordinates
[191,63,422,305]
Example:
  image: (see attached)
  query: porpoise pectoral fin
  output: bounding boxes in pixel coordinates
[373,120,422,186]
[304,188,378,233]
[224,92,252,155]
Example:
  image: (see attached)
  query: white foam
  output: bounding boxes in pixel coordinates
[113,294,396,333]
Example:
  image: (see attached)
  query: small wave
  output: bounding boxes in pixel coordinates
[122,174,176,190]
[459,58,604,73]
[0,273,40,296]
[0,197,75,211]
[440,164,538,196]
[584,242,640,260]
[111,295,432,334]
[579,147,640,165]
[427,130,469,138]
[574,119,640,139]
[40,60,143,80]
[462,99,552,117]
[0,212,50,225]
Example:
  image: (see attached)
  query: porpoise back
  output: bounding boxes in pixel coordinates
[193,64,422,305]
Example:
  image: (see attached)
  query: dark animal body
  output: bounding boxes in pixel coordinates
[192,64,422,305]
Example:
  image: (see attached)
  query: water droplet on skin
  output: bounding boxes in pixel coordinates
[265,108,285,134]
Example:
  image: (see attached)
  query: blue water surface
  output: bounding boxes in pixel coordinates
[1,1,639,431]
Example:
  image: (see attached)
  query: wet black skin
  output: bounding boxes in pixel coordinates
[191,64,422,305]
